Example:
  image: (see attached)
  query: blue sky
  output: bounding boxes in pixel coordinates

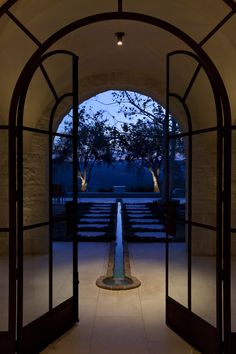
[57,90,157,132]
[83,90,127,129]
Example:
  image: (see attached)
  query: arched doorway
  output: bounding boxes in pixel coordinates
[1,9,232,354]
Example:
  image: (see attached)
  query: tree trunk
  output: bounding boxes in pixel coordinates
[81,178,87,192]
[149,168,160,193]
[153,174,160,193]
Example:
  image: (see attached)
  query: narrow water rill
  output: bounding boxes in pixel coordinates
[96,200,141,290]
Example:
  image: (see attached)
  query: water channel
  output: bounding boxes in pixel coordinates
[96,200,141,290]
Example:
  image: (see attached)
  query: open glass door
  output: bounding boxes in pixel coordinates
[12,51,79,354]
[228,128,236,353]
[0,128,15,353]
[165,51,224,354]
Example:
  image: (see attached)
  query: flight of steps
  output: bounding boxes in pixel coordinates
[77,202,116,241]
[122,202,174,242]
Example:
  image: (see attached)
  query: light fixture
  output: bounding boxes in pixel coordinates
[115,32,125,46]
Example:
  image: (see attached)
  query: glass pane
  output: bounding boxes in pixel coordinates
[0,130,9,228]
[169,55,199,102]
[231,130,236,331]
[52,222,73,307]
[167,130,187,306]
[0,130,9,330]
[23,226,49,326]
[52,103,73,135]
[231,232,236,332]
[52,133,74,307]
[0,232,9,330]
[185,68,217,131]
[169,96,190,135]
[52,135,73,216]
[169,135,186,200]
[42,55,73,98]
[52,195,74,307]
[23,131,49,226]
[23,68,54,129]
[168,203,187,307]
[191,226,216,326]
[192,132,217,226]
[232,130,236,229]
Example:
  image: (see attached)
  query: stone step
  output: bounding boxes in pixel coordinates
[82,213,111,217]
[89,207,112,211]
[77,223,109,228]
[131,224,165,230]
[130,219,160,223]
[91,203,114,207]
[134,231,168,238]
[78,231,106,237]
[80,218,110,223]
[125,206,149,209]
[127,214,154,219]
[127,210,152,213]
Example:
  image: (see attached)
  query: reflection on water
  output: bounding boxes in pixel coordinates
[96,200,141,290]
[113,202,125,280]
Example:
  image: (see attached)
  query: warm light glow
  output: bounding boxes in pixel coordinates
[115,32,125,46]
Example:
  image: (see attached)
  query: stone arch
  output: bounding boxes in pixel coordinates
[35,70,189,134]
[1,9,233,354]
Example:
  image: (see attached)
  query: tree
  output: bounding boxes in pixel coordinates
[53,107,114,192]
[111,91,165,193]
[111,90,184,194]
[118,118,164,193]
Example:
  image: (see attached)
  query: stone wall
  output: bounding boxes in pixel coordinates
[22,132,49,254]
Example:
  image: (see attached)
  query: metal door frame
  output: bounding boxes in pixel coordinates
[165,50,225,354]
[8,50,79,354]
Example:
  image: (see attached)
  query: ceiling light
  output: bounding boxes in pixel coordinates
[115,32,125,46]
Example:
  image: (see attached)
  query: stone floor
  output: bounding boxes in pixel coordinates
[1,239,236,353]
[41,242,201,354]
[1,198,235,353]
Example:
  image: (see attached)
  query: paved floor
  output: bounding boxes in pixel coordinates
[41,242,201,354]
[1,198,235,352]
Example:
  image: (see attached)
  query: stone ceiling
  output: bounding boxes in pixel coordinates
[0,0,235,128]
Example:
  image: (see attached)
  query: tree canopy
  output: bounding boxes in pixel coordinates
[53,107,114,191]
[53,90,184,194]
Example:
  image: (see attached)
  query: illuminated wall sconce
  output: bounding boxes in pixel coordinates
[115,32,125,46]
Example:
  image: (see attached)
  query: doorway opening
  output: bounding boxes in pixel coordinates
[2,9,233,354]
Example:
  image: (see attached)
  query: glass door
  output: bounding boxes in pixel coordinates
[12,51,79,354]
[165,51,223,354]
[0,127,16,353]
[227,127,236,353]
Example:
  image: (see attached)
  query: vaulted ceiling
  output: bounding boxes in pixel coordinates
[0,0,235,128]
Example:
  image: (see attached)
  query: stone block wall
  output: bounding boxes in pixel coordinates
[22,132,49,254]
